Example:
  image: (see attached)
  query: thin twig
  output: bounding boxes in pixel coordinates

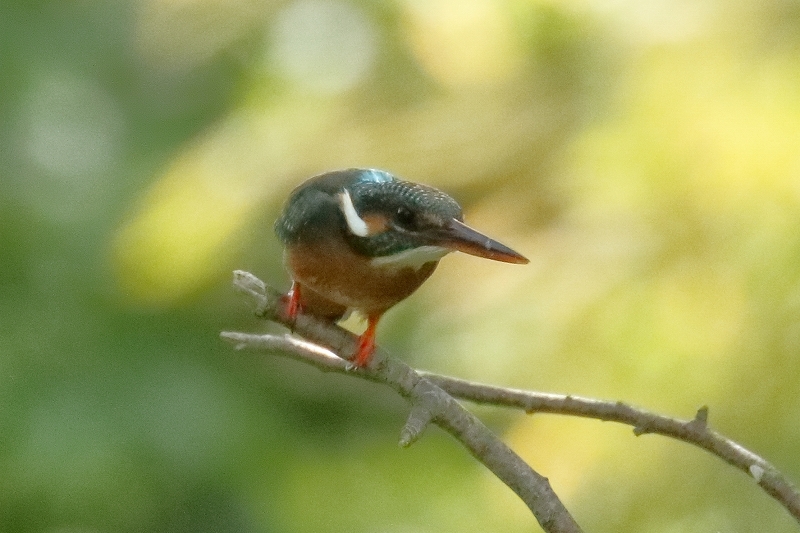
[419,373,800,522]
[223,270,800,527]
[222,271,583,533]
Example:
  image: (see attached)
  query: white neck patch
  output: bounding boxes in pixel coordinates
[370,245,450,271]
[338,189,370,237]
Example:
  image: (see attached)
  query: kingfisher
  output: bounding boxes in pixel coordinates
[274,168,528,367]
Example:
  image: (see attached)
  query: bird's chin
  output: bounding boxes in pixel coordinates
[369,245,450,271]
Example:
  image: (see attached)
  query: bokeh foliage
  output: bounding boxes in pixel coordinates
[2,0,800,532]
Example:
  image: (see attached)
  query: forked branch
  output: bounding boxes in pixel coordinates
[222,270,800,529]
[419,374,800,522]
[221,270,582,533]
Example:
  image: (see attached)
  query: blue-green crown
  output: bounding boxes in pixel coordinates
[275,168,463,258]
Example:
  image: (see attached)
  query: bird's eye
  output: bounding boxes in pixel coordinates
[395,206,416,228]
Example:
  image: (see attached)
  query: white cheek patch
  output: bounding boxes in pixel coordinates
[338,190,370,237]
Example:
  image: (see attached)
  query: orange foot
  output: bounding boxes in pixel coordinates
[281,281,302,324]
[353,315,380,367]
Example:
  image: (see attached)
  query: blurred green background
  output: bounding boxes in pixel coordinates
[2,0,800,532]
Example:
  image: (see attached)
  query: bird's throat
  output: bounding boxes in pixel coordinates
[369,245,449,271]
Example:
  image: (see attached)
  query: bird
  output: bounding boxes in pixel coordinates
[274,168,528,367]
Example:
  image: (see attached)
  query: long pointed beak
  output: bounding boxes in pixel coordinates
[434,218,529,264]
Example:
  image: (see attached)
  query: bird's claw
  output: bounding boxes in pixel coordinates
[280,282,303,330]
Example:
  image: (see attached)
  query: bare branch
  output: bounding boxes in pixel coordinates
[223,270,800,527]
[419,373,800,522]
[223,271,583,533]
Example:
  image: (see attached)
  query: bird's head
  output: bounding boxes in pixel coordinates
[276,169,528,268]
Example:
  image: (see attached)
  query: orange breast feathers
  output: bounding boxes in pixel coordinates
[284,240,440,318]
